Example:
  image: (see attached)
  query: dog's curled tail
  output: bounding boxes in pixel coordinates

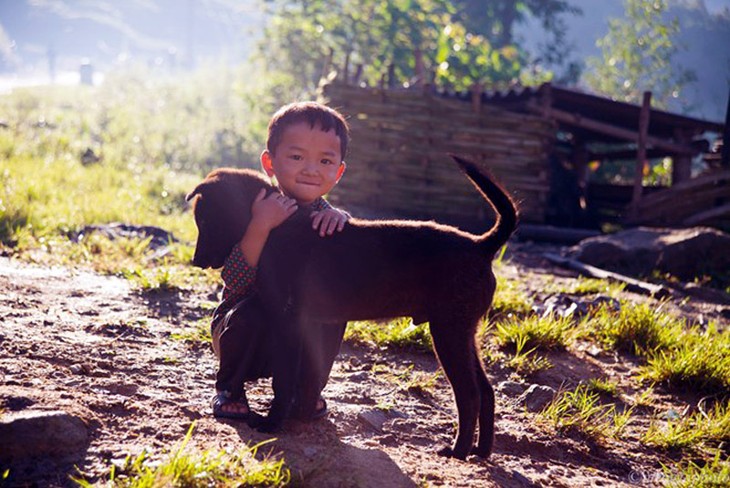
[451,155,518,257]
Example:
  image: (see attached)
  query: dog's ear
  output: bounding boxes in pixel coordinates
[186,185,203,202]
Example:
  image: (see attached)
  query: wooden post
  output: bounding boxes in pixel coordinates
[630,91,652,217]
[414,48,424,87]
[470,83,483,114]
[671,129,693,184]
[343,51,351,84]
[540,82,553,119]
[353,64,363,85]
[722,88,730,169]
[320,48,334,83]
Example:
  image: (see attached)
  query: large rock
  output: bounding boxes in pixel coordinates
[0,410,89,461]
[569,227,730,280]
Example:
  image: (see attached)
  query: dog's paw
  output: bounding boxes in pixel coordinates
[470,444,492,458]
[256,417,284,434]
[245,412,265,429]
[437,446,466,460]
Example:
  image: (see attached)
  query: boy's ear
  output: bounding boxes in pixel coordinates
[260,150,275,177]
[335,161,346,182]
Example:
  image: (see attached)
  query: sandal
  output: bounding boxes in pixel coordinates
[211,391,250,421]
[311,397,328,420]
[292,396,329,421]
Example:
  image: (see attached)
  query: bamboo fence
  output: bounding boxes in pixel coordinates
[319,82,554,227]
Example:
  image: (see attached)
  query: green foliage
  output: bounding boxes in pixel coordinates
[491,273,533,318]
[345,318,432,352]
[639,324,730,394]
[539,384,633,441]
[644,401,730,452]
[586,301,684,356]
[434,23,525,90]
[664,451,730,488]
[0,65,263,176]
[584,0,696,111]
[495,314,575,352]
[544,277,624,296]
[259,0,582,96]
[585,301,730,396]
[501,333,553,375]
[73,423,290,487]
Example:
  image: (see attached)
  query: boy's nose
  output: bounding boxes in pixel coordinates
[301,161,318,173]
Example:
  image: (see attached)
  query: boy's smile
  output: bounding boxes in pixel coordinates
[261,122,346,205]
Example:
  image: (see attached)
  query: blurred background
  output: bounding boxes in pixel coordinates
[1,0,728,120]
[0,0,728,277]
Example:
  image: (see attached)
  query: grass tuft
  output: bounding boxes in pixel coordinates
[494,314,576,352]
[639,324,730,395]
[663,451,730,487]
[586,301,684,356]
[643,401,730,451]
[345,318,432,352]
[73,423,290,487]
[539,384,633,441]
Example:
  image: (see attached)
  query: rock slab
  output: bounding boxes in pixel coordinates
[0,410,89,461]
[569,226,730,280]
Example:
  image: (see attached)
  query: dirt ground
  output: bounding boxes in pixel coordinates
[1,243,728,487]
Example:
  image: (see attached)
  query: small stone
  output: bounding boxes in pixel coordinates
[358,409,390,432]
[519,384,556,412]
[348,372,369,382]
[497,380,527,398]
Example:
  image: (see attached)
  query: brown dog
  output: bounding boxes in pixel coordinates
[186,155,517,459]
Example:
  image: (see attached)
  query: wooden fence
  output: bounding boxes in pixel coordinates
[318,82,554,228]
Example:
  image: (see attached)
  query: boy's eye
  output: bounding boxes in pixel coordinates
[289,154,303,161]
[321,159,333,165]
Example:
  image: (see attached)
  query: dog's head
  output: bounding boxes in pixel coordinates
[186,168,274,269]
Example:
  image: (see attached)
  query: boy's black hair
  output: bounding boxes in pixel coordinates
[267,101,350,160]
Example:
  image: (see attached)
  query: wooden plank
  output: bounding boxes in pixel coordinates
[683,203,730,226]
[526,103,696,156]
[630,92,652,215]
[544,253,670,298]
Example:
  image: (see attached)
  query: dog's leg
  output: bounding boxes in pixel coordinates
[471,349,495,457]
[258,314,301,433]
[429,321,481,460]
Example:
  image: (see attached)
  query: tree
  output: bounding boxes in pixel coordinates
[584,0,696,111]
[451,0,583,83]
[257,0,583,95]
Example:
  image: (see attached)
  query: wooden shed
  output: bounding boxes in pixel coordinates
[319,80,728,231]
[320,81,554,230]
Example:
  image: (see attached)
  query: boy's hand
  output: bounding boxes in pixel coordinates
[310,208,350,237]
[250,189,298,232]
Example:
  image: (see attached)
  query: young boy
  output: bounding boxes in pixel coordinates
[211,101,350,421]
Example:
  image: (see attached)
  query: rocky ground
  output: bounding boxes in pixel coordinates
[1,243,728,487]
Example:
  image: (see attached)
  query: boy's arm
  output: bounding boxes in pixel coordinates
[221,245,257,296]
[221,189,297,295]
[240,188,298,266]
[310,197,350,237]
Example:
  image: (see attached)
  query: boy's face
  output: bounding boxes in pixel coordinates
[261,122,345,205]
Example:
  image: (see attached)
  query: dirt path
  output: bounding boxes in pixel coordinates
[1,251,727,487]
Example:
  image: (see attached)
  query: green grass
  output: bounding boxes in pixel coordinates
[644,401,730,452]
[73,424,290,487]
[171,318,213,345]
[491,274,533,317]
[585,378,620,397]
[585,301,684,356]
[539,384,633,442]
[639,324,730,395]
[545,276,625,296]
[664,451,730,487]
[345,318,432,352]
[494,314,576,352]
